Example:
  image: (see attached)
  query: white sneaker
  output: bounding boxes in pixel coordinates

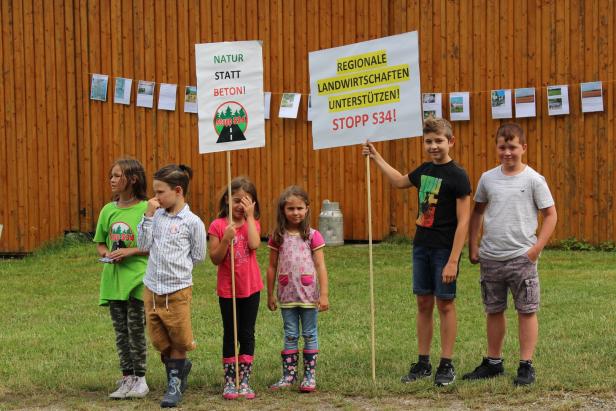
[109,375,136,399]
[125,376,149,398]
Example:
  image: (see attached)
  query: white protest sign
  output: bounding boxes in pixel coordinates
[309,32,422,150]
[196,41,265,154]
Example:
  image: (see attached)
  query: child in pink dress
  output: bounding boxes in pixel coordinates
[267,186,329,392]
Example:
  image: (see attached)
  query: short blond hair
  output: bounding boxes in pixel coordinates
[423,116,453,140]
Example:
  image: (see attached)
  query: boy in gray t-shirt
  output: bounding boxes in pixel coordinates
[463,123,557,386]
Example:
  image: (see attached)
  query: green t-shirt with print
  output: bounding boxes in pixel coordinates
[93,201,148,305]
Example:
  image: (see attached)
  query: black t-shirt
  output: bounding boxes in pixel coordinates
[408,161,471,249]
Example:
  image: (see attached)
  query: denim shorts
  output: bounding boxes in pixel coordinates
[479,254,539,314]
[412,245,457,300]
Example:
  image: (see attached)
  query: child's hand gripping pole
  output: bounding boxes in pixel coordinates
[226,151,240,389]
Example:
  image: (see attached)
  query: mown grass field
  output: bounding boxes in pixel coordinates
[1,239,615,410]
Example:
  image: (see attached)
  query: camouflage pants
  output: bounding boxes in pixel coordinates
[109,298,147,376]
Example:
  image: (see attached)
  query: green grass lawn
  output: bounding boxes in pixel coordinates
[1,240,615,410]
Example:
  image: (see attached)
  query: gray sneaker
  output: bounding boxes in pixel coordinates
[401,362,432,383]
[434,362,456,386]
[125,376,149,398]
[109,376,135,399]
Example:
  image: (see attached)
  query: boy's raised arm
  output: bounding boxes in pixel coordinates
[362,142,413,189]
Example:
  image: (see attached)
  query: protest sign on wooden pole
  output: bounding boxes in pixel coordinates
[309,32,423,380]
[196,40,265,387]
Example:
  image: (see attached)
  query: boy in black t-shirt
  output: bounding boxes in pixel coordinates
[363,117,471,386]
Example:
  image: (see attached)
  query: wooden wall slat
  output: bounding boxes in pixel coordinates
[110,0,122,162]
[12,0,30,249]
[458,0,471,178]
[0,0,10,248]
[34,0,52,243]
[583,0,597,242]
[99,0,112,210]
[7,0,24,250]
[76,0,89,232]
[472,0,485,195]
[64,0,80,231]
[87,0,103,224]
[121,0,135,156]
[1,0,616,252]
[597,0,611,243]
[43,0,59,240]
[609,0,616,243]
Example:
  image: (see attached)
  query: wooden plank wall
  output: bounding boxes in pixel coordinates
[0,0,615,253]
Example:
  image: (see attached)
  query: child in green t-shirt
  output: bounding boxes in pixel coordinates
[93,157,150,399]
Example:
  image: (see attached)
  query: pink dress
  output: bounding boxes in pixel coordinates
[268,229,325,308]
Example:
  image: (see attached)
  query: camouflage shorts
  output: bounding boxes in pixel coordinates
[479,254,540,314]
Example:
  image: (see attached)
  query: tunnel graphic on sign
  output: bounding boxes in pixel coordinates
[214,101,248,143]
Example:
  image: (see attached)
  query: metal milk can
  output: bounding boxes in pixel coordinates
[318,200,344,246]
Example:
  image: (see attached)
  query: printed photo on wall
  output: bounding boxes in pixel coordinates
[580,81,603,113]
[158,83,178,111]
[422,93,443,119]
[184,86,198,113]
[514,87,536,118]
[449,92,470,121]
[547,85,570,116]
[491,89,513,119]
[90,74,109,102]
[279,93,301,118]
[136,80,155,108]
[114,77,132,105]
[264,92,271,119]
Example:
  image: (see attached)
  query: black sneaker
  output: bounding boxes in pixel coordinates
[462,357,505,380]
[513,362,536,386]
[434,362,456,386]
[401,362,432,383]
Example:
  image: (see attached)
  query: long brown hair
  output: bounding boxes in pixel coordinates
[109,157,147,201]
[272,185,311,246]
[217,176,261,219]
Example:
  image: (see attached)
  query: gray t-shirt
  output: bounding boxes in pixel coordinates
[474,165,554,261]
